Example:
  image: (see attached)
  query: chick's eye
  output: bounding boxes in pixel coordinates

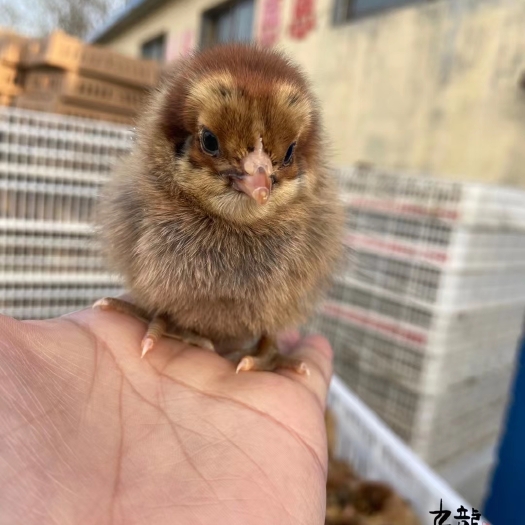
[283,142,296,166]
[200,129,220,156]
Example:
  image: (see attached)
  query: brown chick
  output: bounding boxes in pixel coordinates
[326,504,362,525]
[353,481,421,525]
[94,44,344,373]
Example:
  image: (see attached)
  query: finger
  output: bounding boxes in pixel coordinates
[284,333,333,407]
[277,329,301,353]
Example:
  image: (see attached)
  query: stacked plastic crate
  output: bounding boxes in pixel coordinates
[0,106,128,319]
[310,166,525,498]
[14,30,159,125]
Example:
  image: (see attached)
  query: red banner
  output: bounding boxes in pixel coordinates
[259,0,282,47]
[289,0,316,40]
[180,29,194,56]
[165,29,194,62]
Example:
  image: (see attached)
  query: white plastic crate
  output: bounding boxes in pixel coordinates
[343,237,525,306]
[328,376,491,525]
[340,166,525,230]
[436,444,496,510]
[341,167,525,311]
[316,166,525,467]
[0,107,130,319]
[335,356,510,465]
[323,285,525,392]
[345,228,525,269]
[315,275,522,465]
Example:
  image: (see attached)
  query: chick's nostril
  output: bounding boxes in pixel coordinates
[241,146,272,177]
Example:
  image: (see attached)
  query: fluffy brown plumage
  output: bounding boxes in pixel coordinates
[354,481,421,525]
[325,411,421,525]
[96,44,343,372]
[326,466,421,525]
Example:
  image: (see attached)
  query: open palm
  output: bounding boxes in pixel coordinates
[0,306,332,525]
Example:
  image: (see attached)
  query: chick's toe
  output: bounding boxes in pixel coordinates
[93,297,215,357]
[235,335,309,375]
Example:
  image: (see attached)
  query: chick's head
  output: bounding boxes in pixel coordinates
[140,44,322,224]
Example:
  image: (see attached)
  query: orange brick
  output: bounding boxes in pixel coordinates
[22,30,159,88]
[25,70,149,114]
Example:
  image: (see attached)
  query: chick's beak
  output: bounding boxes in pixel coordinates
[234,139,273,205]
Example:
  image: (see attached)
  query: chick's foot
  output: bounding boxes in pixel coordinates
[93,297,215,357]
[235,335,309,375]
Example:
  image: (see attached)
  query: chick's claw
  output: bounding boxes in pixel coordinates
[235,336,310,375]
[141,315,167,358]
[236,355,309,375]
[93,297,149,323]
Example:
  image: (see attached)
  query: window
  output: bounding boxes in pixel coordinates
[141,34,166,61]
[201,0,255,48]
[333,0,426,24]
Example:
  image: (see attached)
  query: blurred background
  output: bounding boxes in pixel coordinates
[1,0,524,524]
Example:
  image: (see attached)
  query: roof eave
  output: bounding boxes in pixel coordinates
[88,0,168,44]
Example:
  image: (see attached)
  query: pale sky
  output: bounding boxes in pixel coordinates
[0,0,126,38]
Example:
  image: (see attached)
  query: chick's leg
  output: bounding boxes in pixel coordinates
[236,335,309,375]
[93,297,214,357]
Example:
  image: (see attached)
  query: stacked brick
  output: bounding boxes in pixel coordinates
[0,30,26,107]
[6,30,159,125]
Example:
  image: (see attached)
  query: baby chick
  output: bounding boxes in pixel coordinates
[95,44,344,373]
[353,481,421,525]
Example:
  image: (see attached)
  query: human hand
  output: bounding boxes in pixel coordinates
[0,306,332,525]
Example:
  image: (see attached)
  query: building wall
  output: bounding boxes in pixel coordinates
[101,0,525,186]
